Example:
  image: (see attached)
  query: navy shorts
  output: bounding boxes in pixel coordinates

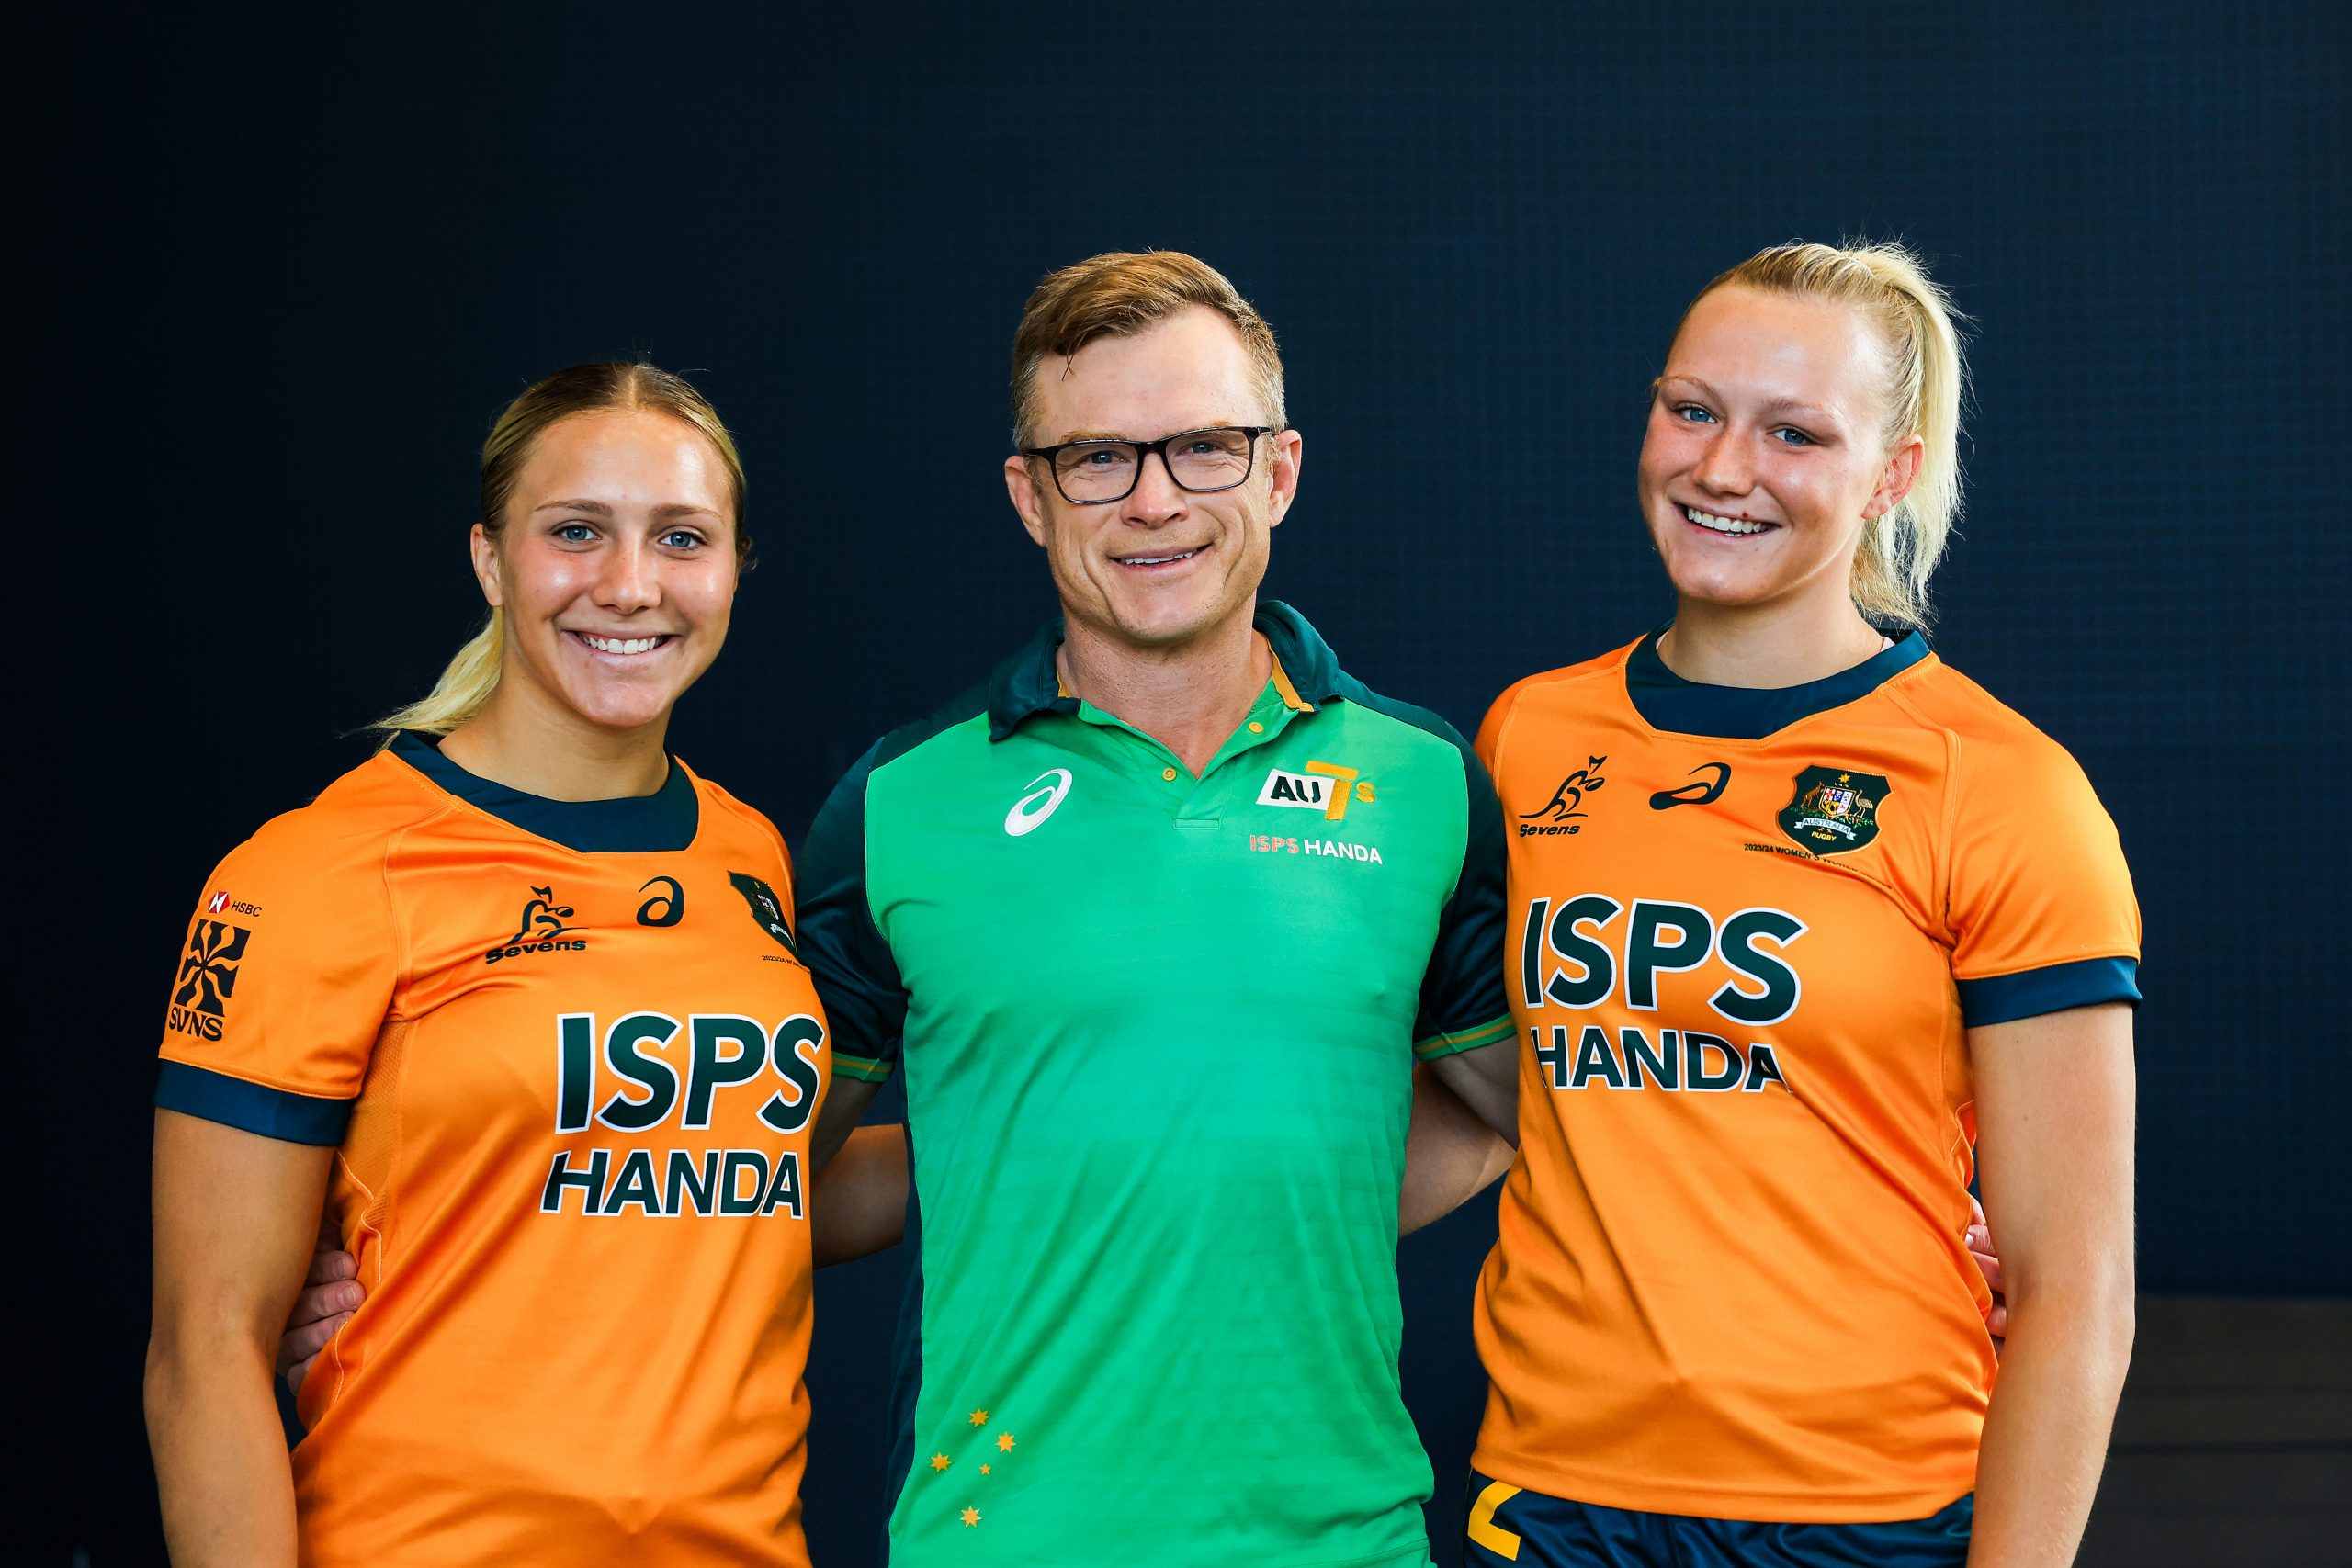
[1464,1471,1973,1567]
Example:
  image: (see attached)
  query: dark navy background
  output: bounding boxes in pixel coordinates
[42,3,2346,1562]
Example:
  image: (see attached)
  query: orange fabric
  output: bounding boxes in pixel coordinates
[159,749,827,1565]
[1471,641,2139,1522]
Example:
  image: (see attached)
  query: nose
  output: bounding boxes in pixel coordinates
[1696,424,1755,496]
[1121,447,1188,525]
[595,536,661,612]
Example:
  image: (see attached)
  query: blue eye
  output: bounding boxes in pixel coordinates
[1674,403,1716,424]
[1772,427,1815,447]
[554,522,597,542]
[661,528,706,550]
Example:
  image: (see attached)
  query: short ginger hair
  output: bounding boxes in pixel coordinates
[1010,251,1286,447]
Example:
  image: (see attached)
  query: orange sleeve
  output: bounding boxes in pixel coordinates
[1475,679,1526,773]
[155,807,401,1144]
[1945,728,2142,1028]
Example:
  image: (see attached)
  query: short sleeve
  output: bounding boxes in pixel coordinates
[1412,728,1513,1061]
[155,811,401,1145]
[1947,730,2142,1028]
[797,742,908,1082]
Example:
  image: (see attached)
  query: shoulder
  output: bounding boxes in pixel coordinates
[687,768,791,864]
[1330,673,1475,761]
[1476,641,1641,763]
[845,680,998,793]
[230,748,456,877]
[1886,657,2107,803]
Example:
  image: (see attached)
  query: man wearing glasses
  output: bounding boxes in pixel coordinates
[797,251,1519,1565]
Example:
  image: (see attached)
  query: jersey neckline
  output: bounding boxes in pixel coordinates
[1624,626,1931,740]
[386,730,700,852]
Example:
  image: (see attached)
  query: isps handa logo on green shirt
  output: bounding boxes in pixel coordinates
[1251,760,1384,864]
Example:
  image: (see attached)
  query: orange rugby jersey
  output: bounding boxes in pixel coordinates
[1471,631,2140,1522]
[156,732,830,1566]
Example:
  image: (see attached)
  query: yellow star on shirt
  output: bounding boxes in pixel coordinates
[961,1507,981,1528]
[980,1464,992,1474]
[996,1432,1016,1452]
[929,1453,952,1472]
[968,1408,989,1426]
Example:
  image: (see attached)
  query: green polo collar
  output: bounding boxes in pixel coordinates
[985,600,1345,742]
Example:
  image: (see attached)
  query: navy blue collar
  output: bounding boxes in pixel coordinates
[387,731,700,852]
[985,600,1345,741]
[1624,626,1931,739]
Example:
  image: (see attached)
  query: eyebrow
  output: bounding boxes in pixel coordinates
[1660,377,1834,422]
[1050,423,1239,445]
[531,499,723,520]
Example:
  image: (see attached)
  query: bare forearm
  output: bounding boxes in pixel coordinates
[146,1336,299,1568]
[813,1122,909,1265]
[1401,1064,1513,1235]
[1967,1281,2134,1567]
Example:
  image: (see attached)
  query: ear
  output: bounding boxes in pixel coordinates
[1005,455,1051,548]
[1865,433,1925,521]
[469,523,504,607]
[1263,428,1305,530]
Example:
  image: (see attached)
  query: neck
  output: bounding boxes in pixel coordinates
[1057,602,1270,775]
[437,685,672,802]
[1657,591,1890,690]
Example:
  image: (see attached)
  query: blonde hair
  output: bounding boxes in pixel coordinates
[1684,241,1968,627]
[379,363,749,737]
[1010,251,1285,447]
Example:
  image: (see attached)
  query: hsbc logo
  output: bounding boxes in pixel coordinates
[1257,761,1374,822]
[206,890,263,918]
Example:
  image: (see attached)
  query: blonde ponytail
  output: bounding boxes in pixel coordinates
[1690,241,1969,627]
[374,363,749,739]
[379,609,506,736]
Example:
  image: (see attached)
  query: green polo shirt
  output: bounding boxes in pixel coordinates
[798,602,1509,1567]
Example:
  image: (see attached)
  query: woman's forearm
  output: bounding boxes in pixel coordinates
[146,1330,300,1568]
[1966,1272,2134,1567]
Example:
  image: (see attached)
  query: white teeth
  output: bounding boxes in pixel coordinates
[1119,547,1200,567]
[582,634,663,654]
[1685,507,1770,536]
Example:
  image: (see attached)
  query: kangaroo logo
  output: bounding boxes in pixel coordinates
[1522,757,1609,821]
[507,886,575,945]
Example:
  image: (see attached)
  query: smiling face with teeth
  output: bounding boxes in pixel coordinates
[469,408,740,742]
[1639,286,1923,632]
[1005,306,1303,661]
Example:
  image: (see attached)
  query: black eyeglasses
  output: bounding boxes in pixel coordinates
[1020,425,1277,505]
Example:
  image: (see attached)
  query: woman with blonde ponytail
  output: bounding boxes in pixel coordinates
[1448,244,2142,1565]
[146,364,891,1568]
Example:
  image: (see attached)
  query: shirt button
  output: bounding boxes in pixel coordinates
[1248,721,1264,733]
[1162,766,1179,781]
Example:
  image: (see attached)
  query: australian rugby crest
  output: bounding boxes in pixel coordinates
[1777,766,1889,855]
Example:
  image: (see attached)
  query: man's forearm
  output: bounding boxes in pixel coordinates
[813,1123,910,1265]
[1966,1279,2134,1567]
[147,1334,300,1568]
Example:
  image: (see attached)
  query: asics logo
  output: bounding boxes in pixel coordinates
[1004,769,1073,836]
[1650,762,1732,810]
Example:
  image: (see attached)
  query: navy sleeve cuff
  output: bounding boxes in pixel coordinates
[1957,956,2141,1029]
[155,1061,354,1145]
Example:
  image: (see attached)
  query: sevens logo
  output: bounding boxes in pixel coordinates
[1004,769,1073,837]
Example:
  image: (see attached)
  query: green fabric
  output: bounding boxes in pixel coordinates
[799,604,1506,1567]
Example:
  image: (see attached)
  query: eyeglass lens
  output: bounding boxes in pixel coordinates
[1052,428,1256,502]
